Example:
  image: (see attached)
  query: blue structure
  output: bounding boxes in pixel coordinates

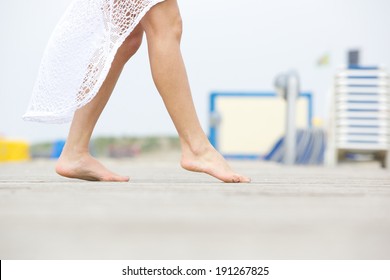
[264,129,326,165]
[209,91,313,160]
[50,140,66,159]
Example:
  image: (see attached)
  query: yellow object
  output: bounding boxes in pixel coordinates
[0,140,30,162]
[317,53,330,67]
[312,117,324,127]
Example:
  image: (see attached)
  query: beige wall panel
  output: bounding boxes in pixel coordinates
[217,97,309,155]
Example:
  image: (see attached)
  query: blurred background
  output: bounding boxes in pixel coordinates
[1,0,390,164]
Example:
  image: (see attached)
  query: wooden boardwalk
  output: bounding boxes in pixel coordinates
[1,157,389,259]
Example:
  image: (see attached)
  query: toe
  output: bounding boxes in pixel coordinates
[106,175,130,182]
[243,177,251,183]
[232,176,241,183]
[232,175,251,183]
[230,174,243,183]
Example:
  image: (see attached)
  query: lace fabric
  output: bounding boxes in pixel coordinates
[23,0,165,123]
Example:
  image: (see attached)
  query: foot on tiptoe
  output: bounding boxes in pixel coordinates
[181,145,251,183]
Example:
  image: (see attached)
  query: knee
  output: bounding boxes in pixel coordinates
[125,28,144,54]
[167,14,183,42]
[143,10,183,43]
[171,15,183,42]
[116,28,144,62]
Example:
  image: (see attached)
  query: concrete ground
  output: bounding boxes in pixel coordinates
[0,154,390,259]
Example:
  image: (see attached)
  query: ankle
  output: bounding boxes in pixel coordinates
[181,138,214,158]
[60,144,90,159]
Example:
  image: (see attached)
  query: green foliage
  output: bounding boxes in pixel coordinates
[29,136,180,159]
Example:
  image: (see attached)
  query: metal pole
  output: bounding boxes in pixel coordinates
[285,74,299,165]
[274,71,300,165]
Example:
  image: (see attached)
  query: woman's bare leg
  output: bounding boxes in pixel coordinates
[55,25,144,181]
[141,0,250,183]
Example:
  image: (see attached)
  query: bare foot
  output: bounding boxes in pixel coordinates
[181,145,251,183]
[56,153,130,182]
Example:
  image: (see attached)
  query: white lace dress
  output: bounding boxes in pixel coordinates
[23,0,165,123]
